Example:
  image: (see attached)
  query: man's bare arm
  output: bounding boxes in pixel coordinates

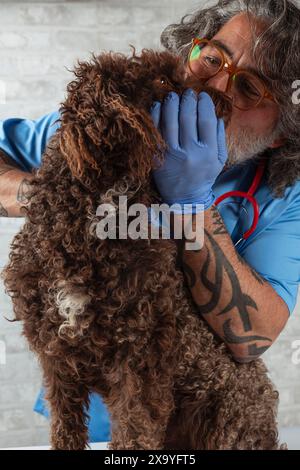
[0,151,32,217]
[182,205,289,363]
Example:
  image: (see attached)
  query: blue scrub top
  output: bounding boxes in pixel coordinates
[1,111,300,442]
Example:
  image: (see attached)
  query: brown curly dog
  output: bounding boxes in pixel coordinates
[2,47,285,450]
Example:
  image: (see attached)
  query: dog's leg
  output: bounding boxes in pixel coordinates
[100,372,174,450]
[163,395,209,450]
[162,358,213,448]
[49,385,90,450]
[107,401,172,451]
[196,394,282,450]
[201,382,282,450]
[215,362,283,450]
[184,360,283,450]
[42,362,90,450]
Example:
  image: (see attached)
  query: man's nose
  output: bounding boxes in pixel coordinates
[206,71,230,94]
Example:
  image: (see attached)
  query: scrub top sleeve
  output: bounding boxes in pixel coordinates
[240,196,300,315]
[0,111,60,172]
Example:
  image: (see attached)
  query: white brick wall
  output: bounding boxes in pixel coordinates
[0,0,299,448]
[0,0,203,119]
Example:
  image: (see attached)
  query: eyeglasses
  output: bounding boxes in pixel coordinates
[188,38,277,111]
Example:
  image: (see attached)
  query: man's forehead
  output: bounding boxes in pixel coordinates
[212,12,266,63]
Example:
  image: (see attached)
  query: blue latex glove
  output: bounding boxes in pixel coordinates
[150,89,228,213]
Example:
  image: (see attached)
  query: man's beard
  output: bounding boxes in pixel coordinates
[224,121,280,169]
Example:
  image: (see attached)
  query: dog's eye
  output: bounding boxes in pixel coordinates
[159,77,170,86]
[153,77,171,90]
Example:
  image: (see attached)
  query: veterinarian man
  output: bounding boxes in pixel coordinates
[1,0,300,444]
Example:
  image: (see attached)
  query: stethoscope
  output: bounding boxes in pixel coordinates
[214,161,266,247]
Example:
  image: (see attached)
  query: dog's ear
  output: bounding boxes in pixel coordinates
[59,56,166,182]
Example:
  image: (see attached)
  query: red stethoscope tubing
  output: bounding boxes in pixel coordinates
[215,162,266,241]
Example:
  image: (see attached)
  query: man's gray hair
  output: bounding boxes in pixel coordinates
[161,0,300,198]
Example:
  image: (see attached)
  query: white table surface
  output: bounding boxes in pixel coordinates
[1,428,299,450]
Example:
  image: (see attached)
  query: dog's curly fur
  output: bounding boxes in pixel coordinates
[2,47,285,450]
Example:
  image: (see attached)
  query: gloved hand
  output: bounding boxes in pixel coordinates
[150,89,228,213]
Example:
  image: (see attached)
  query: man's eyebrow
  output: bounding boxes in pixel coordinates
[210,39,234,59]
[211,39,272,88]
[242,64,272,88]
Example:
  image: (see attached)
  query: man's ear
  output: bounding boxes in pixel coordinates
[58,54,166,182]
[59,96,165,182]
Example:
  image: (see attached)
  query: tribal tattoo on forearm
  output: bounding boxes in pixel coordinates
[182,205,272,360]
[199,230,259,332]
[210,205,228,235]
[0,155,10,216]
[0,151,22,216]
[17,179,31,205]
[233,340,272,362]
[211,205,266,285]
[0,152,31,215]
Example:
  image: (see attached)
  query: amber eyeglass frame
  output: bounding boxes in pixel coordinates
[188,38,277,111]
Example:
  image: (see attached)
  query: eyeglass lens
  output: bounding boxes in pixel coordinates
[189,42,265,109]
